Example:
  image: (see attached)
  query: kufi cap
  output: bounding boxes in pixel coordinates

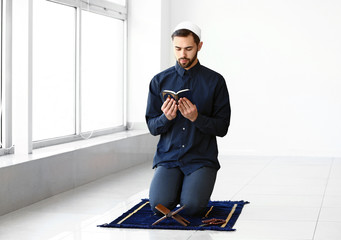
[173,21,201,40]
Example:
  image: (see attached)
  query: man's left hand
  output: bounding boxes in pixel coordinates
[178,97,198,122]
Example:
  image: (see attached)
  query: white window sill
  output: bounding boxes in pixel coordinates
[0,129,150,168]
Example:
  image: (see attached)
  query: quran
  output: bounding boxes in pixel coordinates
[162,89,192,103]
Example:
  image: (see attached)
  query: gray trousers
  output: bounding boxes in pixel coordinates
[149,166,217,216]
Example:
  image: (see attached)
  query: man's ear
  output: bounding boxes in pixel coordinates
[198,41,203,51]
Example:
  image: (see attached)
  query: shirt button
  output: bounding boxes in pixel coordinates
[182,127,186,131]
[182,145,185,148]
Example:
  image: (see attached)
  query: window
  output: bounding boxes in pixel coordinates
[31,0,127,146]
[32,0,76,141]
[81,11,124,132]
[1,0,127,155]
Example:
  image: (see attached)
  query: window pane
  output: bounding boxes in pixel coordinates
[32,1,76,141]
[81,11,124,132]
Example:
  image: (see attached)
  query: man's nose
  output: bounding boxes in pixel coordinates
[180,49,187,57]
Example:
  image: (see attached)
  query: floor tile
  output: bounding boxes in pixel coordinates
[0,227,51,240]
[324,183,341,196]
[194,220,316,240]
[232,194,324,208]
[318,207,341,222]
[314,221,341,240]
[239,206,320,221]
[321,195,341,208]
[57,229,194,240]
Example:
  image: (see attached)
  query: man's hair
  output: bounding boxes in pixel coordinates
[171,29,200,45]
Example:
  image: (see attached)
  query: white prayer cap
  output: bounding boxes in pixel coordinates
[173,21,201,40]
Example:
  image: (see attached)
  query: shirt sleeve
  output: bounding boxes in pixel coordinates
[145,76,175,136]
[193,76,231,137]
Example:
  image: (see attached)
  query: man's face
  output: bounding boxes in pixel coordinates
[173,35,202,70]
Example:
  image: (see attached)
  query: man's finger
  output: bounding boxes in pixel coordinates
[181,97,193,106]
[161,97,171,111]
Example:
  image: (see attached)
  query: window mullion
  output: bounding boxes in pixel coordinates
[75,6,81,135]
[2,0,14,153]
[123,18,128,128]
[12,0,33,154]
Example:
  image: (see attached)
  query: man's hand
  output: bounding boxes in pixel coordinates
[178,97,198,122]
[161,97,178,120]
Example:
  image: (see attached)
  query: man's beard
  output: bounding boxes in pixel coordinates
[177,51,198,69]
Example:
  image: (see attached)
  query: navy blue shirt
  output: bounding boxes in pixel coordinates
[145,61,231,175]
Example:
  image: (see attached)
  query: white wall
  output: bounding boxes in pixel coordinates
[127,0,172,127]
[127,0,341,157]
[167,0,341,157]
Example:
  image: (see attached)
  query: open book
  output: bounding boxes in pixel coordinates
[162,89,192,103]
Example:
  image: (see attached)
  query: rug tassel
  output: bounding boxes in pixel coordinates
[221,203,237,228]
[203,206,214,219]
[118,201,150,224]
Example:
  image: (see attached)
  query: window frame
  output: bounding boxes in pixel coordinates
[0,0,13,156]
[48,0,127,20]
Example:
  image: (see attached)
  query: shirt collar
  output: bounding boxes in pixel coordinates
[175,60,201,77]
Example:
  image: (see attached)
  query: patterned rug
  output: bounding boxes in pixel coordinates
[98,199,249,231]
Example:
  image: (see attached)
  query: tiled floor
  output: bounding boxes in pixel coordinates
[0,155,341,240]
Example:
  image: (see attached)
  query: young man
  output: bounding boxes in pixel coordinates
[145,21,231,216]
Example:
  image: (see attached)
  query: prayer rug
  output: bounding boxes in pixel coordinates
[98,199,249,231]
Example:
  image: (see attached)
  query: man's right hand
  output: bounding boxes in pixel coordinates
[161,97,177,120]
